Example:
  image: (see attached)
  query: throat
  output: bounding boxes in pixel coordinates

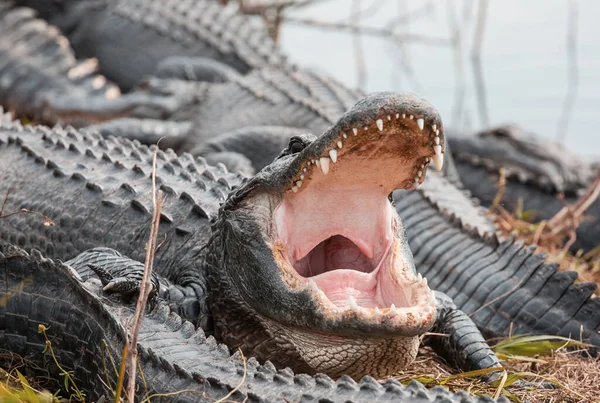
[294,235,374,277]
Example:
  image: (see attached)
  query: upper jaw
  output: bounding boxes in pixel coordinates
[280,92,445,195]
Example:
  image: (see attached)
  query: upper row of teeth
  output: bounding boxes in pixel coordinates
[291,114,444,193]
[306,273,433,316]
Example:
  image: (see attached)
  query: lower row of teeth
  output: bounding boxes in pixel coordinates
[305,274,433,315]
[291,116,443,193]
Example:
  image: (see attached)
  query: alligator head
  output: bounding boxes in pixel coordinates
[206,92,445,379]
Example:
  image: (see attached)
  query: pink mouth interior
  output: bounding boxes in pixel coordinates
[274,157,414,310]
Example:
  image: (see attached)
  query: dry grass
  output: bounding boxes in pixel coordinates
[397,343,600,402]
[490,170,600,290]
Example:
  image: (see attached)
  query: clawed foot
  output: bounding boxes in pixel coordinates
[87,263,160,299]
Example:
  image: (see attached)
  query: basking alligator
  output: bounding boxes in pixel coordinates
[11,0,289,90]
[1,1,600,401]
[1,100,599,401]
[1,244,505,403]
[448,125,600,253]
[0,95,514,401]
[0,3,120,124]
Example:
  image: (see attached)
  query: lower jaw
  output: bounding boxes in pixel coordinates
[262,318,420,379]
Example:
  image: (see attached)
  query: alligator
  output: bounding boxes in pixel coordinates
[0,3,120,125]
[9,0,290,91]
[0,94,524,400]
[1,243,508,403]
[1,1,600,401]
[1,98,599,401]
[0,0,362,175]
[448,124,600,253]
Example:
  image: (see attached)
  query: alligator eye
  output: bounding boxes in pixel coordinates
[288,138,306,154]
[275,134,315,160]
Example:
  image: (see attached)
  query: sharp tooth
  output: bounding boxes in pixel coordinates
[433,145,443,171]
[417,170,422,177]
[417,273,422,282]
[395,113,400,119]
[303,167,307,172]
[435,129,440,136]
[315,159,320,167]
[434,136,440,145]
[389,304,397,315]
[348,296,359,310]
[431,290,437,300]
[387,115,391,121]
[296,180,303,187]
[337,141,343,149]
[300,174,305,180]
[376,119,383,131]
[343,133,347,139]
[319,157,330,174]
[414,178,419,187]
[432,124,437,132]
[409,114,414,119]
[374,306,381,317]
[402,113,406,118]
[352,128,358,135]
[311,159,315,165]
[292,186,298,193]
[422,277,428,287]
[329,149,338,163]
[417,118,424,130]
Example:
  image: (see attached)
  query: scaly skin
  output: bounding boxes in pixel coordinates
[1,93,494,382]
[10,0,290,90]
[0,5,119,124]
[448,125,600,252]
[0,110,597,400]
[0,244,507,403]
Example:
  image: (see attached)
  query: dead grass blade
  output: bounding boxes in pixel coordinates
[493,334,591,357]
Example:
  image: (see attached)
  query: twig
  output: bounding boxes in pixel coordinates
[239,0,334,15]
[492,370,508,400]
[215,349,247,403]
[489,168,506,212]
[447,1,466,127]
[471,0,490,127]
[555,0,579,143]
[545,174,600,237]
[350,0,367,91]
[282,17,450,46]
[125,145,164,402]
[0,189,55,227]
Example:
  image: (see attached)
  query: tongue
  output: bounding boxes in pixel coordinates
[311,269,383,309]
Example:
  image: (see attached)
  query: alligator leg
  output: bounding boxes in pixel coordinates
[67,247,211,330]
[425,291,501,373]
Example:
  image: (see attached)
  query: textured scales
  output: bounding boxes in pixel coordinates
[448,125,600,253]
[0,244,507,403]
[0,116,241,323]
[0,5,119,124]
[12,0,290,91]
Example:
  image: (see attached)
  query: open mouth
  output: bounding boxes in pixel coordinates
[270,94,443,335]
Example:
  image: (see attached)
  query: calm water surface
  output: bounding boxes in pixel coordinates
[279,1,600,156]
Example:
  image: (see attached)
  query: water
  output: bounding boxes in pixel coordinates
[279,0,600,156]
